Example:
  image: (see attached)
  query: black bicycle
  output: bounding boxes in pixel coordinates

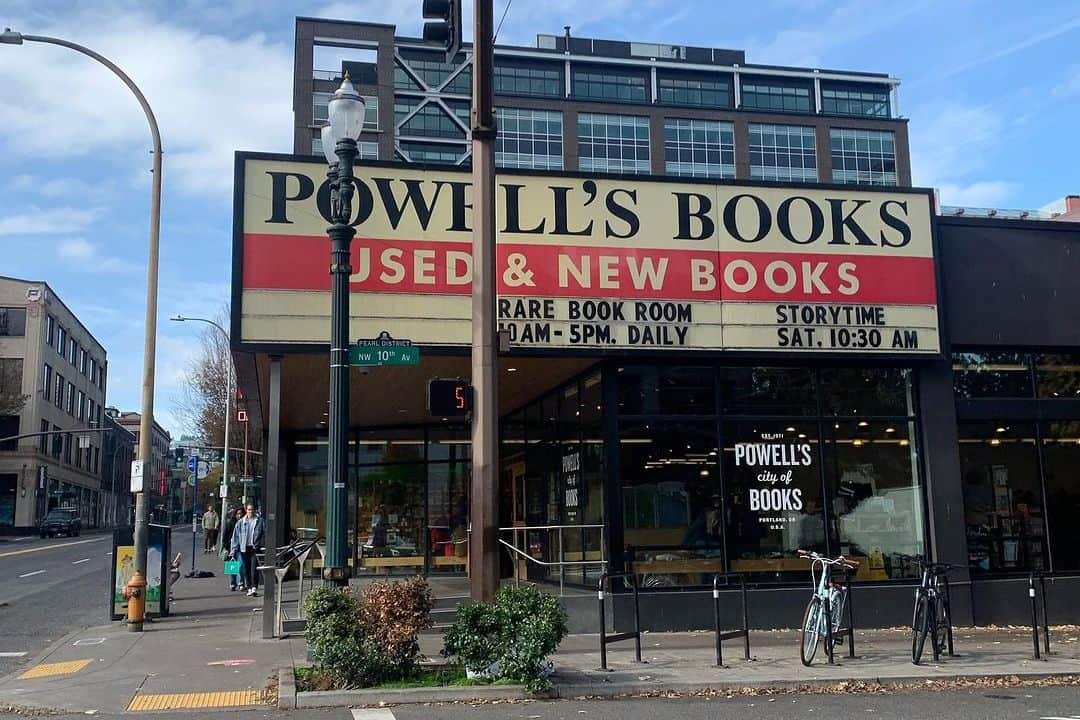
[911,557,955,664]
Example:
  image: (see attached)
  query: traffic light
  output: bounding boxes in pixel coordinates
[174,447,184,468]
[422,0,461,62]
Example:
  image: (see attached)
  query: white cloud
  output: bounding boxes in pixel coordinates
[0,9,294,197]
[0,206,101,235]
[56,237,139,274]
[1053,64,1080,98]
[936,181,1018,209]
[908,104,1003,188]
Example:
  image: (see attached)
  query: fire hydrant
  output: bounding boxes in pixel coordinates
[122,570,147,632]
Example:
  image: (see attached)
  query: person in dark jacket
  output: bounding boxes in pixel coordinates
[221,507,244,591]
[231,504,265,596]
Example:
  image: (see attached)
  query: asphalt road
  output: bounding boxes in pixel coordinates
[3,686,1080,720]
[0,532,114,677]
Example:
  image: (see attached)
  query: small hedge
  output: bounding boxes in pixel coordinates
[305,577,434,689]
[443,585,568,692]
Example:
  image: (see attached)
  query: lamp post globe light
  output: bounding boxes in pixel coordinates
[3,27,164,631]
[323,74,365,587]
[169,315,233,556]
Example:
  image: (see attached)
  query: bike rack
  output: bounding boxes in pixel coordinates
[712,573,751,667]
[822,569,857,665]
[598,571,642,671]
[1028,572,1051,660]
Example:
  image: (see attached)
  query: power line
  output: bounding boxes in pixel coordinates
[494,0,513,43]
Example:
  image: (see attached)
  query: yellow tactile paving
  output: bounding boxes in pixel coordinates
[17,658,93,679]
[126,689,267,711]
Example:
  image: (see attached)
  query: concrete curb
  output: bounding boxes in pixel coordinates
[289,668,1080,708]
[278,667,297,710]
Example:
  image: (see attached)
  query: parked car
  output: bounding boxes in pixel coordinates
[40,509,81,538]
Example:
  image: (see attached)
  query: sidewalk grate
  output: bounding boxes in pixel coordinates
[126,689,268,711]
[17,658,93,679]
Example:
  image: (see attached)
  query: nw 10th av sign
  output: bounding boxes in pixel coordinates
[349,345,420,366]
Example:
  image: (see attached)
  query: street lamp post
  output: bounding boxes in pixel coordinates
[320,75,366,587]
[2,27,163,632]
[170,315,233,555]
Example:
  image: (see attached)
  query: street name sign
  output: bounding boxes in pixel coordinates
[349,331,420,366]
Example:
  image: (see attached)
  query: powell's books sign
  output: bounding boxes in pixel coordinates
[234,153,940,356]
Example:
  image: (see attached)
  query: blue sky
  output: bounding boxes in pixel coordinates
[1,0,1078,437]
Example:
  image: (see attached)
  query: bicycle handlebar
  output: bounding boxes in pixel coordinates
[797,549,859,570]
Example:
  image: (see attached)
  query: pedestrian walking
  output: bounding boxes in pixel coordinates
[222,507,244,591]
[201,505,220,553]
[231,503,265,597]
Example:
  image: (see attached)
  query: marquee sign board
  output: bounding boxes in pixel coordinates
[233,154,940,357]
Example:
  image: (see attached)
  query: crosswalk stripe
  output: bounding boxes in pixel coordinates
[0,652,27,658]
[351,710,397,720]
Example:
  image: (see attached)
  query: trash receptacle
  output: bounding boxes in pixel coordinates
[110,524,172,620]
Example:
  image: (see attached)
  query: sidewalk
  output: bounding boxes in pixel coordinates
[2,559,1077,714]
[0,544,304,715]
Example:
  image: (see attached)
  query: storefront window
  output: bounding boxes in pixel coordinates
[960,422,1047,573]
[953,352,1034,398]
[357,463,426,571]
[289,438,327,539]
[1041,421,1080,572]
[822,368,913,416]
[427,462,469,572]
[621,421,721,586]
[1035,354,1080,399]
[722,367,816,415]
[722,420,823,580]
[826,419,923,579]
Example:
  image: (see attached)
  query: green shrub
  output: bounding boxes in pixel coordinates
[304,578,434,689]
[444,585,568,692]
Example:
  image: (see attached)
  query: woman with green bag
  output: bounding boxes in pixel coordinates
[221,507,245,591]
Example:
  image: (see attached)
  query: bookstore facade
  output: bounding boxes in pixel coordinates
[232,154,1080,626]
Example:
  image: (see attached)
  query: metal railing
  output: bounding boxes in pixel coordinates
[598,571,642,670]
[498,524,607,596]
[258,537,322,638]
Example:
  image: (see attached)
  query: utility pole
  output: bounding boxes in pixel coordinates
[469,0,499,601]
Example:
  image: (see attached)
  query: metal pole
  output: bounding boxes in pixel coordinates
[325,136,358,587]
[2,32,164,632]
[1040,574,1050,654]
[220,346,231,553]
[1029,573,1041,660]
[598,579,607,671]
[190,465,197,576]
[713,576,722,667]
[469,0,499,602]
[741,574,751,661]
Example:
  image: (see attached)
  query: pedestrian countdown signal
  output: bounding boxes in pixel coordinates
[427,379,472,417]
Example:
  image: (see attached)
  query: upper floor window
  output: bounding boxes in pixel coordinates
[312,136,378,160]
[398,140,465,165]
[398,102,467,139]
[43,363,52,401]
[0,307,26,337]
[56,326,66,355]
[741,79,812,113]
[657,73,731,108]
[54,373,64,409]
[66,381,75,415]
[68,339,77,366]
[313,92,379,129]
[664,118,735,179]
[395,51,470,93]
[495,108,563,170]
[494,64,562,97]
[79,348,87,375]
[46,314,55,345]
[821,83,890,118]
[953,352,1033,399]
[748,123,817,182]
[90,358,97,385]
[830,128,897,186]
[77,390,85,420]
[577,113,651,174]
[572,69,647,103]
[99,365,106,393]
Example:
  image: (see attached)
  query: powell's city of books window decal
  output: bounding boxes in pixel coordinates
[236,155,939,355]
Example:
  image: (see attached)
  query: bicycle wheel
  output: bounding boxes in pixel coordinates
[911,592,930,664]
[934,582,951,654]
[800,597,822,666]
